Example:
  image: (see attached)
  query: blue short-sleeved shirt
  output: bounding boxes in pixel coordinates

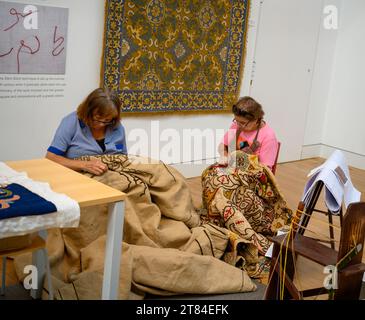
[47,111,127,159]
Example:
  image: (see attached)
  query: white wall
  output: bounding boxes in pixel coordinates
[302,0,341,158]
[250,0,323,163]
[302,0,365,170]
[320,0,365,169]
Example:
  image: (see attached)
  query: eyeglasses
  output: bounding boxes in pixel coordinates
[233,118,251,128]
[92,118,115,125]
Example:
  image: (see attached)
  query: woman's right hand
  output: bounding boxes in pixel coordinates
[82,158,108,175]
[217,155,229,166]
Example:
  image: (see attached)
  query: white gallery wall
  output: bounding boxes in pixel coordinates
[320,0,365,169]
[302,0,365,170]
[302,0,341,157]
[0,0,364,176]
[250,0,323,163]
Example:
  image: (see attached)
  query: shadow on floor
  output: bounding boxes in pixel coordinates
[3,281,364,300]
[0,284,33,300]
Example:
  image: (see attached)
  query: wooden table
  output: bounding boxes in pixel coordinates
[5,158,126,300]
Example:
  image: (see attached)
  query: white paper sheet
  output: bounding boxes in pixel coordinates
[301,150,361,213]
[265,229,289,258]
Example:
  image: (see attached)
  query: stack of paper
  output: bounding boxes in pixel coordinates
[302,150,361,214]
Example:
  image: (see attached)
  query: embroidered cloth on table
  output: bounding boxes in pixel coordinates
[0,183,57,219]
[0,162,80,239]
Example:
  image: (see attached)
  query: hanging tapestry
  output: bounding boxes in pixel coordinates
[101,0,250,114]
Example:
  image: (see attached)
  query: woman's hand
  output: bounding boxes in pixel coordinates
[82,158,108,175]
[217,143,230,167]
[217,155,229,167]
[46,151,108,175]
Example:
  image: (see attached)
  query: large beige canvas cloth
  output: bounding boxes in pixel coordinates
[14,155,256,299]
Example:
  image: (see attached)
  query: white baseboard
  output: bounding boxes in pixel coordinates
[320,145,365,170]
[301,144,322,159]
[301,144,365,170]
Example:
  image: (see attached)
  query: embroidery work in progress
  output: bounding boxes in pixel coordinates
[0,183,57,220]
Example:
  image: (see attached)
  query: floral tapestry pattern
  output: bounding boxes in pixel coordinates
[102,0,250,113]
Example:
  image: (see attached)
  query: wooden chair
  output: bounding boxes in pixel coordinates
[265,202,365,300]
[271,141,281,175]
[1,233,53,300]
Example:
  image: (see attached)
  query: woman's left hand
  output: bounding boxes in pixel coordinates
[82,158,108,175]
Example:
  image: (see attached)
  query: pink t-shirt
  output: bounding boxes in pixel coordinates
[222,121,278,169]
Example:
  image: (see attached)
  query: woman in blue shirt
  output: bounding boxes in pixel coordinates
[46,87,127,176]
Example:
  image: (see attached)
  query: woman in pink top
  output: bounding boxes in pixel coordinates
[218,96,278,170]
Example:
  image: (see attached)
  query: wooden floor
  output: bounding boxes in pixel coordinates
[1,157,365,299]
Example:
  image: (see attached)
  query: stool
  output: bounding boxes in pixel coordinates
[0,234,53,300]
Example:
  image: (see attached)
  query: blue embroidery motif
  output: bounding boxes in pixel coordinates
[0,183,57,220]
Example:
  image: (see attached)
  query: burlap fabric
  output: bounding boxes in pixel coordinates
[14,154,256,299]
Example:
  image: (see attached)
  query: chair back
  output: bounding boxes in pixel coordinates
[337,202,365,265]
[335,202,365,299]
[272,141,281,175]
[338,202,365,262]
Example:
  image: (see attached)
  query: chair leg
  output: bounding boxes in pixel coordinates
[339,207,343,227]
[328,211,336,250]
[44,249,53,300]
[1,256,6,296]
[264,244,280,299]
